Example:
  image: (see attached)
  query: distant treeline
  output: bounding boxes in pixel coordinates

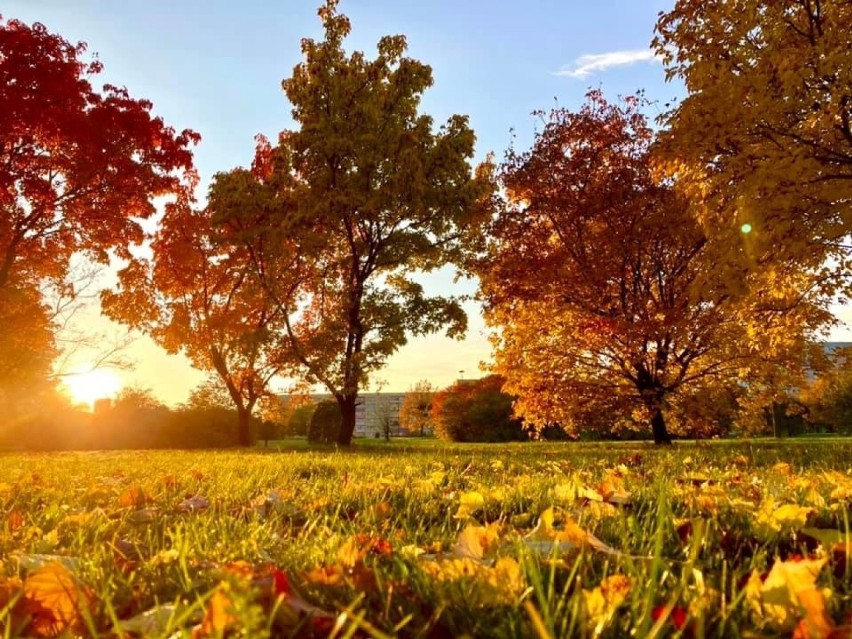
[0,402,282,451]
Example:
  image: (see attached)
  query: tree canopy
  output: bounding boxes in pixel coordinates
[102,200,283,445]
[654,0,852,298]
[0,16,198,407]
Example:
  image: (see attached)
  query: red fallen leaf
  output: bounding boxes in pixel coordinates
[160,475,178,489]
[7,510,24,532]
[652,604,689,631]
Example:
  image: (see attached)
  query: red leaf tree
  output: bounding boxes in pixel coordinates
[0,16,199,402]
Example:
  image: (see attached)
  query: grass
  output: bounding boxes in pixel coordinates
[1,439,850,637]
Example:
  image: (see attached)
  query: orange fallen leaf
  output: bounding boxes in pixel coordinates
[22,562,94,637]
[118,485,152,508]
[194,586,237,637]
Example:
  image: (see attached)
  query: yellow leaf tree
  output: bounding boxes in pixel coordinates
[477,92,821,444]
[654,0,852,300]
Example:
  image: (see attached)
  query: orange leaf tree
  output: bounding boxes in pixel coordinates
[653,0,852,299]
[211,1,493,446]
[102,201,286,445]
[0,17,198,403]
[477,92,819,444]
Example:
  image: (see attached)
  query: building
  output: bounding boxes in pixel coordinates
[281,392,409,437]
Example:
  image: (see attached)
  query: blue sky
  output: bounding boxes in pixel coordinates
[6,1,701,402]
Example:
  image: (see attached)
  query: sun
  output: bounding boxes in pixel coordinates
[63,369,123,409]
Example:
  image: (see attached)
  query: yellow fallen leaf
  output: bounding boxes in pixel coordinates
[195,586,237,637]
[756,502,814,535]
[452,522,501,560]
[749,556,833,636]
[583,574,631,636]
[455,490,485,519]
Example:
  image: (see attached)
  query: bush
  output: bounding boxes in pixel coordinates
[308,400,341,444]
[431,376,527,442]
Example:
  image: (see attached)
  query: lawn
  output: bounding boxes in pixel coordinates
[1,439,850,637]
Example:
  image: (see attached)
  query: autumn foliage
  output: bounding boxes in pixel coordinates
[0,16,198,409]
[654,0,852,298]
[477,93,813,444]
[209,0,493,446]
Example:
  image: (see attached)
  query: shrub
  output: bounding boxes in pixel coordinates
[431,376,527,442]
[308,400,341,444]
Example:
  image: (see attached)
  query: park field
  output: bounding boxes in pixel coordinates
[1,439,851,638]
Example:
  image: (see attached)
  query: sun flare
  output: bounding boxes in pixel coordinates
[63,369,123,409]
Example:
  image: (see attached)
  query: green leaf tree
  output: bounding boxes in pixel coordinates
[211,0,493,446]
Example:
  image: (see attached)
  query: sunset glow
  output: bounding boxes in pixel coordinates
[63,369,123,409]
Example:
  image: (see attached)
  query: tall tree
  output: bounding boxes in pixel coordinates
[399,379,435,436]
[212,0,493,446]
[653,1,852,297]
[478,92,824,444]
[102,203,284,446]
[0,17,198,399]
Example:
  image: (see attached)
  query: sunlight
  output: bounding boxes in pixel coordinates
[62,369,123,409]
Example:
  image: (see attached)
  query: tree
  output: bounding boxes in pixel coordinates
[431,376,526,442]
[0,286,57,413]
[285,403,316,438]
[184,376,233,411]
[113,385,165,412]
[477,93,822,444]
[102,202,284,446]
[653,1,852,299]
[0,17,198,401]
[399,380,435,436]
[211,1,493,446]
[798,347,852,434]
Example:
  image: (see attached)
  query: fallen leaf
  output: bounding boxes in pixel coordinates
[114,604,183,635]
[584,574,631,636]
[748,556,834,636]
[7,510,24,531]
[22,562,94,637]
[118,486,152,509]
[455,491,485,519]
[452,522,501,560]
[177,496,210,513]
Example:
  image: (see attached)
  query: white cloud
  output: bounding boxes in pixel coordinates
[555,49,659,79]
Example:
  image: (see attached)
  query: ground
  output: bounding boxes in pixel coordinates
[1,438,850,637]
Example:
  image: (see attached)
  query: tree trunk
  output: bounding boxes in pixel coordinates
[236,406,253,447]
[337,394,357,446]
[649,404,672,445]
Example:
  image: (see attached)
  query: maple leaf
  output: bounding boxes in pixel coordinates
[21,563,95,637]
[746,556,835,637]
[194,586,236,637]
[523,507,589,555]
[452,522,502,560]
[118,485,153,509]
[755,500,814,536]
